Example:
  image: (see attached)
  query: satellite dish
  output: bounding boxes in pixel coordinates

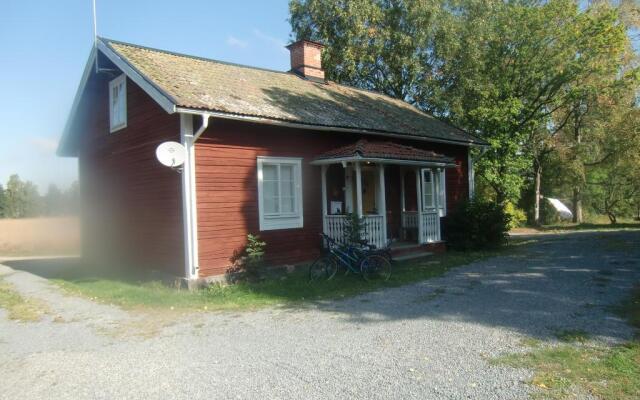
[156,141,186,168]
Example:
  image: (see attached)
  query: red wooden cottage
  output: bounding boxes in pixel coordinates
[58,38,487,282]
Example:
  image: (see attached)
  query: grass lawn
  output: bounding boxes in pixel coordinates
[51,245,521,312]
[0,278,48,322]
[495,284,640,400]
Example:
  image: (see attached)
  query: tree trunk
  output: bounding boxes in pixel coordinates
[572,110,583,224]
[572,187,583,223]
[534,161,542,226]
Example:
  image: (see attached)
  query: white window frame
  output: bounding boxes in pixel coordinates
[438,169,447,217]
[421,169,435,210]
[257,157,303,231]
[109,74,127,132]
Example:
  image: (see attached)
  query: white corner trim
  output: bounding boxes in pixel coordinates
[180,114,199,280]
[97,40,176,114]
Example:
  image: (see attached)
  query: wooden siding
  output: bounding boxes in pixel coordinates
[195,119,469,277]
[76,69,184,275]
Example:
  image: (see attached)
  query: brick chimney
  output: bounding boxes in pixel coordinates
[286,40,325,82]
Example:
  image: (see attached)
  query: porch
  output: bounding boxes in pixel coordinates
[312,140,455,249]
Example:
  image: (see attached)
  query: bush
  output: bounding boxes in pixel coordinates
[229,234,266,281]
[504,201,526,229]
[342,212,366,245]
[443,199,511,250]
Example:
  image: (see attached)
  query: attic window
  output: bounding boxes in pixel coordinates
[109,74,127,132]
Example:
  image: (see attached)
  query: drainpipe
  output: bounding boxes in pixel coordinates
[180,113,210,285]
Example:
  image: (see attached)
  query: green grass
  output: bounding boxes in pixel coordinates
[52,248,509,312]
[495,284,640,399]
[554,329,590,343]
[0,278,48,322]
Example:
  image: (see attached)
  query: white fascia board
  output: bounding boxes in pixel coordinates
[57,41,178,156]
[97,40,176,114]
[57,47,98,156]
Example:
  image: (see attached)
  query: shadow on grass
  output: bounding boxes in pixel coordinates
[540,222,640,232]
[4,231,640,342]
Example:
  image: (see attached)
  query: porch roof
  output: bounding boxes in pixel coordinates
[311,140,456,167]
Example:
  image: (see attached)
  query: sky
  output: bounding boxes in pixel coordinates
[0,0,292,193]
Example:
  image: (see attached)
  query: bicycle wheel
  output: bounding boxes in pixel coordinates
[360,254,392,281]
[309,255,338,282]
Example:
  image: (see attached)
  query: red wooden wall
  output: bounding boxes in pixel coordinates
[195,119,469,277]
[75,70,184,276]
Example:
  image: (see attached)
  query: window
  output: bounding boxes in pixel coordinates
[422,168,447,215]
[109,74,127,132]
[257,157,303,230]
[421,169,434,209]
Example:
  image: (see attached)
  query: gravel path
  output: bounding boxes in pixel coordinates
[0,230,638,400]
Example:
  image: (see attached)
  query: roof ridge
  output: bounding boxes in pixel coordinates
[99,36,296,77]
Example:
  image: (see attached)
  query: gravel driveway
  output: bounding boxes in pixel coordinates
[1,230,638,400]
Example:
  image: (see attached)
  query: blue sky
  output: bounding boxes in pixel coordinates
[0,0,291,192]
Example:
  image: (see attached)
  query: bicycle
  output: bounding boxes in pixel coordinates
[309,233,392,282]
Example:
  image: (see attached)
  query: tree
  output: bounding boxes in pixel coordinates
[43,184,64,216]
[64,181,80,215]
[0,184,5,218]
[4,174,41,218]
[290,0,629,205]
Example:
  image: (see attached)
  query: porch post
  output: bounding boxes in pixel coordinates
[355,162,363,217]
[400,168,406,240]
[377,163,387,245]
[321,164,328,234]
[400,168,406,212]
[434,168,441,241]
[434,168,440,210]
[344,164,353,213]
[415,167,423,244]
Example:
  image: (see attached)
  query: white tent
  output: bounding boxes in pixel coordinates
[545,197,573,220]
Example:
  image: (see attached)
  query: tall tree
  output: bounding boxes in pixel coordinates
[290,0,629,205]
[43,184,64,216]
[0,184,6,218]
[4,174,41,218]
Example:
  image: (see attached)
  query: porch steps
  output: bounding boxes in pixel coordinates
[393,251,434,262]
[390,242,433,262]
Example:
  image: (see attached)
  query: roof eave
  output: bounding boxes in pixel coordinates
[175,107,486,147]
[57,38,179,158]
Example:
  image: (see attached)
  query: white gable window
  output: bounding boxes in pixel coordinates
[109,74,127,132]
[257,157,303,230]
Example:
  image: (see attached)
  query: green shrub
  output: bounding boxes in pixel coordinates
[342,212,366,245]
[443,199,511,250]
[504,201,526,229]
[229,234,267,281]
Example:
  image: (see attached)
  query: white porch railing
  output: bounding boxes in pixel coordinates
[420,211,441,243]
[323,215,386,249]
[401,211,418,228]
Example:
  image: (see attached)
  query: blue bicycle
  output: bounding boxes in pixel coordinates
[309,233,392,282]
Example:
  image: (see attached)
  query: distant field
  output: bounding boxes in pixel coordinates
[0,217,80,257]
